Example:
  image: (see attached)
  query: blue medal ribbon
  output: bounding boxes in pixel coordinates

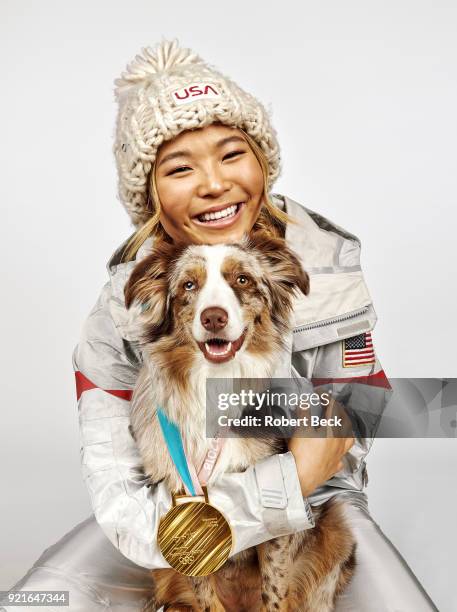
[156,406,196,496]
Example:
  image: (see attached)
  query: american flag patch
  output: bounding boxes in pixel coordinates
[342,332,375,368]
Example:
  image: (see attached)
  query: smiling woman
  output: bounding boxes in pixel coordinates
[154,125,265,244]
[3,37,438,612]
[122,122,294,259]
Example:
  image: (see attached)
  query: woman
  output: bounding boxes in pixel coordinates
[3,39,437,612]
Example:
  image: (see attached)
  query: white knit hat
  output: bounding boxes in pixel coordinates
[113,38,282,228]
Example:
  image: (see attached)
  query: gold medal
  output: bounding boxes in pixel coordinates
[158,486,233,576]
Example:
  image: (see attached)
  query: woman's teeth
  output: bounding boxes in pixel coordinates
[198,203,239,223]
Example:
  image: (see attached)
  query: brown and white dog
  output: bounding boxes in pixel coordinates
[124,230,356,612]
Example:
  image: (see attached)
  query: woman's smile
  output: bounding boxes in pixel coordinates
[192,201,246,229]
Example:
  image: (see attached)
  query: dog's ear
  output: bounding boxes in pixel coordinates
[245,230,310,307]
[124,240,184,342]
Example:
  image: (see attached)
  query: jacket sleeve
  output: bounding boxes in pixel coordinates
[73,281,315,569]
[292,331,392,488]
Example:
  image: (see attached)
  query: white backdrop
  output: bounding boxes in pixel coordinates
[1,1,456,611]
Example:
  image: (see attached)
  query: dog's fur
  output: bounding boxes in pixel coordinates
[124,230,356,612]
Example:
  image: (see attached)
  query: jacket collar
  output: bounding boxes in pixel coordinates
[106,193,377,350]
[107,193,361,271]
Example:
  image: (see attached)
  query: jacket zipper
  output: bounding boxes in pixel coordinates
[293,305,370,334]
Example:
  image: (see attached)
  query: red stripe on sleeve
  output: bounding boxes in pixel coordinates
[74,371,133,401]
[312,369,392,390]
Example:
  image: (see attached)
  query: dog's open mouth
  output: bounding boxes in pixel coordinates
[197,331,246,364]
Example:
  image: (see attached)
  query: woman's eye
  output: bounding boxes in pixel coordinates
[183,280,195,291]
[236,274,249,285]
[169,166,191,175]
[224,150,244,160]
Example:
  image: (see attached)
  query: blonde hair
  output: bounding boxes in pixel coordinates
[120,127,299,262]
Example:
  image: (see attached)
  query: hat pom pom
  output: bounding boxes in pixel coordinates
[114,38,203,97]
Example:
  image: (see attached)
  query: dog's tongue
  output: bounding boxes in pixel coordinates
[198,333,245,364]
[207,340,230,354]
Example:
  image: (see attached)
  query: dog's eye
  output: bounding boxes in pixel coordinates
[236,274,249,285]
[183,280,195,291]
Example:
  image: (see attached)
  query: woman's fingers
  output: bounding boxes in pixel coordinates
[288,432,356,496]
[345,437,355,451]
[287,389,358,494]
[319,393,355,439]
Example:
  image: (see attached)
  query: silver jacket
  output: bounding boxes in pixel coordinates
[72,193,391,570]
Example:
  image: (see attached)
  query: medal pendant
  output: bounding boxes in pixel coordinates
[158,485,233,576]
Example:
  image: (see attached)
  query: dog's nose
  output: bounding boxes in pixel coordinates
[200,307,228,332]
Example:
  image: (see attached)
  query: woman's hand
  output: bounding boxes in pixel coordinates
[287,391,355,498]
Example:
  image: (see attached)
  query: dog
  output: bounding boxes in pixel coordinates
[124,230,356,612]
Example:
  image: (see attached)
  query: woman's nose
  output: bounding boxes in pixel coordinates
[196,162,231,197]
